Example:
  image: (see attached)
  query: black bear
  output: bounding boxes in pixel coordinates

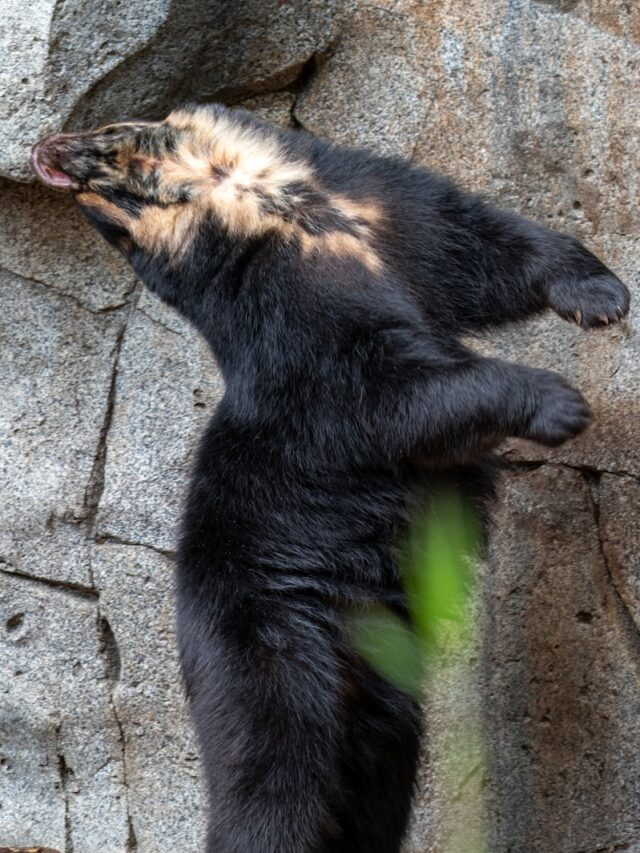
[32,104,629,852]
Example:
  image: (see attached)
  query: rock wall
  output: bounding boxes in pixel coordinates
[1,1,639,851]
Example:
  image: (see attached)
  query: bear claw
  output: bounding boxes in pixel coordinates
[547,273,630,330]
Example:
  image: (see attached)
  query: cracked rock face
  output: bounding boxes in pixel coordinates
[0,269,125,586]
[0,574,128,851]
[95,291,224,554]
[2,1,640,852]
[483,467,640,852]
[92,545,207,851]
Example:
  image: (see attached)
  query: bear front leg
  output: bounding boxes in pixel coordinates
[425,198,630,332]
[394,356,592,467]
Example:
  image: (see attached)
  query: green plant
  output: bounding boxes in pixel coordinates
[348,491,487,852]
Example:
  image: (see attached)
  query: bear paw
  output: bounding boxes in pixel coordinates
[547,273,630,329]
[522,368,592,447]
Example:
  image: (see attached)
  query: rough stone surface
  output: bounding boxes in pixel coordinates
[0,572,128,851]
[295,5,432,158]
[237,91,297,129]
[2,1,640,851]
[95,290,224,554]
[483,466,640,852]
[0,177,136,312]
[92,544,206,851]
[0,269,125,586]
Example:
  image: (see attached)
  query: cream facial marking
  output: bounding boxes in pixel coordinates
[164,108,313,236]
[160,107,385,271]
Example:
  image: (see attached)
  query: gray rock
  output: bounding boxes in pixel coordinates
[237,92,297,129]
[483,466,640,852]
[295,5,430,158]
[0,270,125,585]
[0,572,128,851]
[0,177,136,313]
[96,291,224,553]
[92,543,206,851]
[0,0,62,182]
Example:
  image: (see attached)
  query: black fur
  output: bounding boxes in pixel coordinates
[32,105,629,852]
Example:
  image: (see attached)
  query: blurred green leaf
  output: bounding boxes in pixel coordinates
[348,490,481,692]
[404,491,481,654]
[348,605,425,700]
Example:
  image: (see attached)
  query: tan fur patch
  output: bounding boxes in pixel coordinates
[330,194,384,227]
[130,203,207,260]
[78,190,202,259]
[162,109,386,271]
[299,230,383,274]
[165,108,314,239]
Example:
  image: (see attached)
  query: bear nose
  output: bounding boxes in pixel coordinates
[31,133,81,190]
